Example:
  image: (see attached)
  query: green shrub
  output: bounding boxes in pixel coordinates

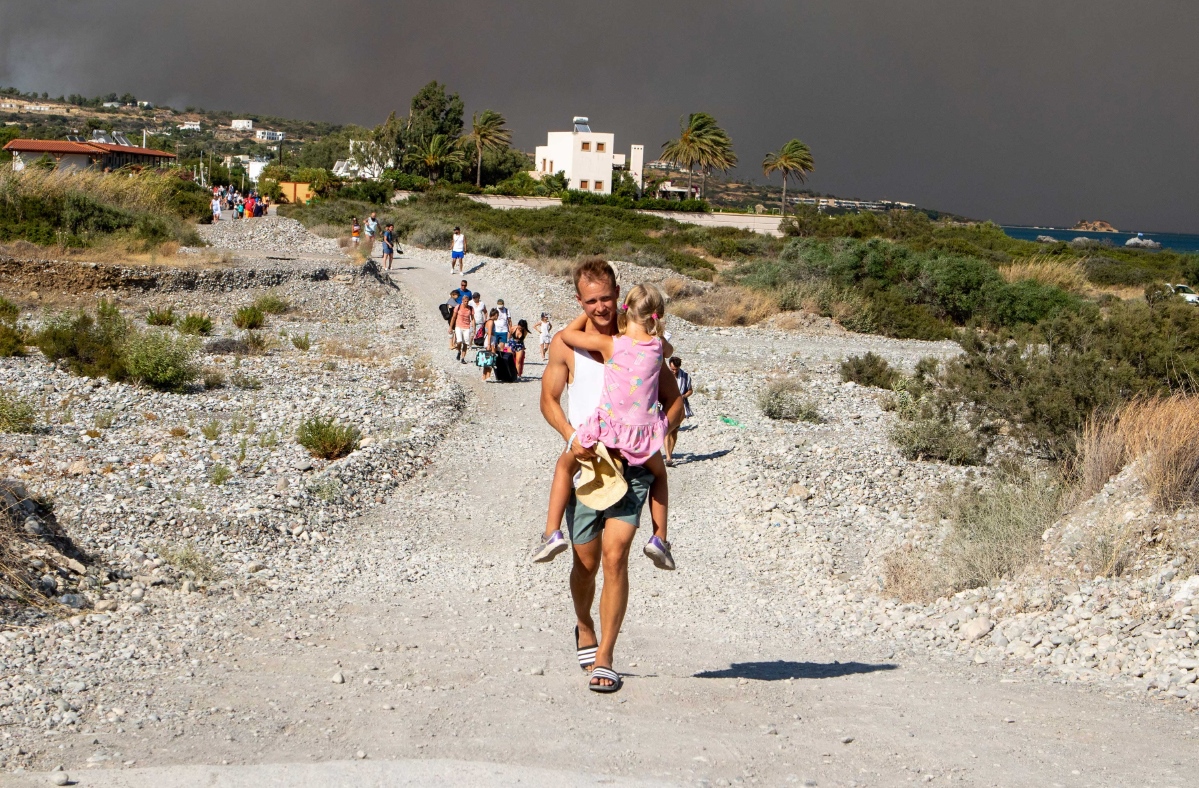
[203,369,225,390]
[145,307,176,326]
[408,220,455,248]
[888,417,983,465]
[35,300,128,380]
[868,289,954,340]
[1083,256,1157,286]
[121,329,200,391]
[233,305,265,330]
[208,464,232,485]
[297,415,361,459]
[230,372,262,390]
[0,388,37,433]
[253,293,290,315]
[291,332,311,351]
[472,233,509,258]
[242,330,274,355]
[758,379,822,422]
[984,279,1078,327]
[840,352,899,389]
[200,419,222,440]
[939,300,1199,461]
[177,313,213,336]
[0,297,23,357]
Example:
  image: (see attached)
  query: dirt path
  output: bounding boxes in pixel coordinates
[21,249,1199,788]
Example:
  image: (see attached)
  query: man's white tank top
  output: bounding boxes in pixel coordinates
[568,348,604,428]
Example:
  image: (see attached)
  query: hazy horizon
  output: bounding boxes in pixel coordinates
[1,1,1196,233]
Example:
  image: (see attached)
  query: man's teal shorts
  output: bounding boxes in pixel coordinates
[565,464,654,545]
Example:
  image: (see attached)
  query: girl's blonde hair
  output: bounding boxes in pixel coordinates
[618,283,667,337]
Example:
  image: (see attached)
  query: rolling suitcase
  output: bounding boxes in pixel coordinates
[493,351,518,382]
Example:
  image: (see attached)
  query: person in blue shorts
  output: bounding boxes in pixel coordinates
[382,223,396,270]
[451,227,466,273]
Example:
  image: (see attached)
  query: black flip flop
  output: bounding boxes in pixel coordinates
[575,625,597,672]
[589,666,622,694]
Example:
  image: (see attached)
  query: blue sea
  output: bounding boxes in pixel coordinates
[1001,226,1199,254]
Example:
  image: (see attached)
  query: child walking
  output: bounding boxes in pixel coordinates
[532,284,675,570]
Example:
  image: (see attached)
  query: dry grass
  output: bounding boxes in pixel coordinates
[1107,395,1199,510]
[883,546,946,602]
[998,255,1088,293]
[0,167,178,213]
[1074,410,1127,500]
[660,276,706,300]
[522,257,578,282]
[668,285,778,326]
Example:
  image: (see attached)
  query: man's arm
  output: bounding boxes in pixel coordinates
[540,335,596,460]
[657,361,685,432]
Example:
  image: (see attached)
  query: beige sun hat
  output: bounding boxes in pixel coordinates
[575,443,628,511]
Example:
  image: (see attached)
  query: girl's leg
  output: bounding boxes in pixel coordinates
[642,452,669,542]
[545,449,579,537]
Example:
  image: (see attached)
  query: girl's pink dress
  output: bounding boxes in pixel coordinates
[576,335,669,466]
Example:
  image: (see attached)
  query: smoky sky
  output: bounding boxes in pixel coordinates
[1,1,1197,233]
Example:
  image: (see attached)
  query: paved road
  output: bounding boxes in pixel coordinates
[21,247,1199,788]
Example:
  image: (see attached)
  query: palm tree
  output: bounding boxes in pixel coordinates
[466,110,511,187]
[699,124,737,199]
[761,139,815,216]
[402,134,466,184]
[661,112,715,197]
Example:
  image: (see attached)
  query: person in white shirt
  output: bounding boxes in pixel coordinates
[450,227,466,273]
[470,293,488,325]
[535,313,553,360]
[210,197,222,222]
[493,299,511,345]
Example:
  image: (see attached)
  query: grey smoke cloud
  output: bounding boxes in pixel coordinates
[1,0,1196,232]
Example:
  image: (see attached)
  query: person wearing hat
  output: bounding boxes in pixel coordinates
[450,226,466,272]
[535,258,685,694]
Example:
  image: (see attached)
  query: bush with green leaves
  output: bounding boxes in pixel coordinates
[758,379,821,423]
[121,329,200,391]
[888,417,983,466]
[0,296,24,357]
[35,300,128,380]
[297,415,361,460]
[291,332,311,351]
[145,307,176,326]
[253,293,290,315]
[177,312,213,336]
[938,299,1199,461]
[840,352,898,389]
[233,305,265,330]
[0,387,37,433]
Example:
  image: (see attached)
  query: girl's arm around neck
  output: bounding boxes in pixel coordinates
[559,322,614,360]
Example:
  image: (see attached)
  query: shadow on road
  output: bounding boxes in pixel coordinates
[694,660,898,681]
[678,448,734,464]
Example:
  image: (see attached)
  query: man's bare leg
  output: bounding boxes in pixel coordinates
[592,519,637,688]
[570,538,602,656]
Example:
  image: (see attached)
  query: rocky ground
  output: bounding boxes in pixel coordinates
[0,228,1196,786]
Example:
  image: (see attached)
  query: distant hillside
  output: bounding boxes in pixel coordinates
[0,86,346,161]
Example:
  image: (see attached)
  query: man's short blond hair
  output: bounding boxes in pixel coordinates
[573,257,618,295]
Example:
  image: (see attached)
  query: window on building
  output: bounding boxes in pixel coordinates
[594,181,604,191]
[541,158,546,172]
[579,180,589,190]
[596,142,605,152]
[581,141,590,151]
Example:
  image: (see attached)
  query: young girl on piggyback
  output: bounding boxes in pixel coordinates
[532,284,675,570]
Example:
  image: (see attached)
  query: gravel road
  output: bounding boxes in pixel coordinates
[5,241,1199,787]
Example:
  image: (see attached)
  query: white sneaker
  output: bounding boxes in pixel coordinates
[532,530,568,563]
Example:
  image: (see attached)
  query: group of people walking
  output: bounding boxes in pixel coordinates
[210,185,267,222]
[442,278,552,383]
[351,212,399,270]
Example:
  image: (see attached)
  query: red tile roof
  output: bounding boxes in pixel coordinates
[2,139,175,158]
[3,139,98,155]
[85,141,176,158]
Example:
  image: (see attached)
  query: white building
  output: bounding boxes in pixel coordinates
[102,102,122,108]
[178,121,201,131]
[0,102,17,109]
[246,158,272,183]
[530,117,642,195]
[231,119,253,131]
[256,129,284,142]
[24,105,52,112]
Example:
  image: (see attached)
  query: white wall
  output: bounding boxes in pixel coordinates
[532,130,615,193]
[12,152,94,172]
[231,120,253,130]
[629,145,644,191]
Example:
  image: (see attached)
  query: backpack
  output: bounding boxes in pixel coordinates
[439,303,453,321]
